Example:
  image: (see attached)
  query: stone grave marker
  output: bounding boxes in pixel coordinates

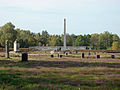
[22,52,28,62]
[51,55,54,58]
[111,55,115,59]
[59,55,63,58]
[81,53,85,59]
[65,53,68,56]
[6,40,9,58]
[50,51,54,58]
[14,40,20,53]
[97,55,100,59]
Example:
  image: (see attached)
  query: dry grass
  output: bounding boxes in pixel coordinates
[0,51,120,90]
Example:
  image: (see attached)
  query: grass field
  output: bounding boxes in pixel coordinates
[0,51,120,90]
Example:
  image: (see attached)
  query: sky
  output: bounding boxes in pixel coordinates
[0,0,120,36]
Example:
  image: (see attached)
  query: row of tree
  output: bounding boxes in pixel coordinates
[0,22,120,50]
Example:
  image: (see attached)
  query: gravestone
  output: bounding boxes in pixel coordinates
[6,40,9,58]
[81,53,85,58]
[51,55,54,58]
[111,55,115,59]
[97,55,100,59]
[59,55,63,58]
[14,40,20,53]
[22,53,28,62]
[50,50,54,58]
[65,53,68,56]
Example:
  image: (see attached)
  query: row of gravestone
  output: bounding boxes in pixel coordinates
[81,53,115,59]
[64,51,116,58]
[50,53,115,59]
[51,54,63,58]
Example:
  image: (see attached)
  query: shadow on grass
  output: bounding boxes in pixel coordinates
[0,60,120,68]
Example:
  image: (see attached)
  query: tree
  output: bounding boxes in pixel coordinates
[0,22,17,47]
[16,29,31,48]
[112,34,119,42]
[83,34,91,46]
[49,35,63,46]
[55,36,63,46]
[99,31,113,49]
[90,34,100,49]
[66,34,72,46]
[28,36,36,46]
[71,34,77,46]
[49,35,57,46]
[61,34,77,46]
[34,33,42,46]
[41,30,49,46]
[74,35,85,46]
[112,42,120,50]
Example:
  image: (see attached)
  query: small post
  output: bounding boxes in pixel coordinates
[65,53,68,56]
[6,40,9,58]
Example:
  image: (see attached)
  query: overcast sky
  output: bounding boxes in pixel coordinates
[0,0,120,36]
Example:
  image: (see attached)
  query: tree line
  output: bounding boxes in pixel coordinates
[0,22,120,50]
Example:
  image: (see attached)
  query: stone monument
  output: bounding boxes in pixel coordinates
[14,40,20,53]
[64,18,66,51]
[6,40,9,58]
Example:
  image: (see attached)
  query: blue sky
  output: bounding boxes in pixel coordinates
[0,0,120,36]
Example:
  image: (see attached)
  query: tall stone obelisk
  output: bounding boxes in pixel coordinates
[64,18,66,50]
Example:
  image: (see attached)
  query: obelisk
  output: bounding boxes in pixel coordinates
[64,18,66,50]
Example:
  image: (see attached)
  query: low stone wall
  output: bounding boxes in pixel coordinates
[29,46,91,51]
